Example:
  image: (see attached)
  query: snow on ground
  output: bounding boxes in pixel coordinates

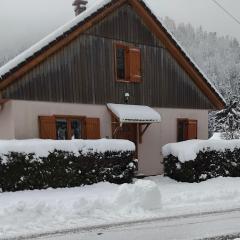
[2,176,240,238]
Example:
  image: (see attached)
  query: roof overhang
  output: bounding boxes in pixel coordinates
[107,103,161,124]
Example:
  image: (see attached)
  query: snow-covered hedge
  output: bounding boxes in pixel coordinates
[163,140,240,182]
[0,139,136,192]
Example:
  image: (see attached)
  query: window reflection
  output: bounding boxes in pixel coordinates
[71,120,82,139]
[56,119,67,140]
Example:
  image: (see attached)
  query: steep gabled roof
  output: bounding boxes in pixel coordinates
[0,0,225,109]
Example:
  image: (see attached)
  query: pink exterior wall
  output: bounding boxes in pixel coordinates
[138,108,209,175]
[0,101,15,139]
[0,100,209,176]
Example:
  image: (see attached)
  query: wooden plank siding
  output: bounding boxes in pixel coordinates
[1,4,215,109]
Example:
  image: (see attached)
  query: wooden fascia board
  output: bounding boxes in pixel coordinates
[0,0,127,91]
[129,0,224,110]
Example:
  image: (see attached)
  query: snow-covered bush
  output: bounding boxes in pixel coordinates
[163,140,240,183]
[0,139,136,192]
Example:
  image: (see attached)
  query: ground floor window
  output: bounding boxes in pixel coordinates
[177,119,198,142]
[39,115,100,140]
[56,117,84,140]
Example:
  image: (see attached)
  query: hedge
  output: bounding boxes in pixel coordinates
[0,150,136,192]
[164,148,240,183]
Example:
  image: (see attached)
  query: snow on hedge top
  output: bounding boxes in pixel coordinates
[107,103,161,123]
[162,139,240,163]
[0,0,225,105]
[0,139,135,158]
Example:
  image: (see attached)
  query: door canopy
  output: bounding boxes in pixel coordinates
[107,103,161,123]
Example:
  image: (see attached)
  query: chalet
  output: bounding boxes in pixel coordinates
[0,0,225,176]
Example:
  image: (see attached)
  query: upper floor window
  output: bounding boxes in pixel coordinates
[115,43,141,83]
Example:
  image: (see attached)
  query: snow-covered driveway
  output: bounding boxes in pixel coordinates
[29,210,240,240]
[2,176,240,239]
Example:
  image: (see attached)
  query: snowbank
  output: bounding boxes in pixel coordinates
[0,180,161,238]
[2,176,240,238]
[209,132,223,140]
[162,139,240,162]
[0,139,135,157]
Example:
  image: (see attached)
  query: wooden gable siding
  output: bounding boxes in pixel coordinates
[1,4,214,109]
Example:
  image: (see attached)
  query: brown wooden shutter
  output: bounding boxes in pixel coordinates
[85,118,100,139]
[127,48,141,82]
[187,120,198,140]
[39,116,56,139]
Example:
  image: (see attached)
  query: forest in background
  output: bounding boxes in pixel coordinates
[163,17,240,103]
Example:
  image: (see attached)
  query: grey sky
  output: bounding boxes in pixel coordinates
[0,0,240,60]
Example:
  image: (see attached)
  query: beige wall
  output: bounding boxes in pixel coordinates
[0,101,15,139]
[0,100,209,176]
[138,108,209,175]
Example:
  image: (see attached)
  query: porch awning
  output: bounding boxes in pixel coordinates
[107,103,161,123]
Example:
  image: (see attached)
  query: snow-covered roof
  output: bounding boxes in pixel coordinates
[0,0,225,106]
[0,0,112,79]
[107,103,161,123]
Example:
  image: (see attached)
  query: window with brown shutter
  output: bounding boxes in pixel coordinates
[177,119,198,142]
[39,115,101,140]
[187,120,198,140]
[85,118,100,139]
[39,116,56,139]
[115,43,141,83]
[127,48,141,83]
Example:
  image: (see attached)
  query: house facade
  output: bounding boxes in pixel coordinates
[0,0,225,176]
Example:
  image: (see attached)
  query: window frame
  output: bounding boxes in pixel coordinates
[115,43,129,82]
[54,115,86,140]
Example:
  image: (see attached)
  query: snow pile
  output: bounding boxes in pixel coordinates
[107,103,161,123]
[162,139,240,162]
[0,139,135,158]
[210,132,223,140]
[114,180,162,211]
[0,180,161,238]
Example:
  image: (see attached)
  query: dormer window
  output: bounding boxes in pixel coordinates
[115,43,141,83]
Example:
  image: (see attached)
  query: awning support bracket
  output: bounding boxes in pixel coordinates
[139,123,150,144]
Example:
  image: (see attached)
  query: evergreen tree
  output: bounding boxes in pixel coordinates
[213,97,240,139]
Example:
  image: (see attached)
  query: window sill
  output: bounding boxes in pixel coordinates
[116,79,142,83]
